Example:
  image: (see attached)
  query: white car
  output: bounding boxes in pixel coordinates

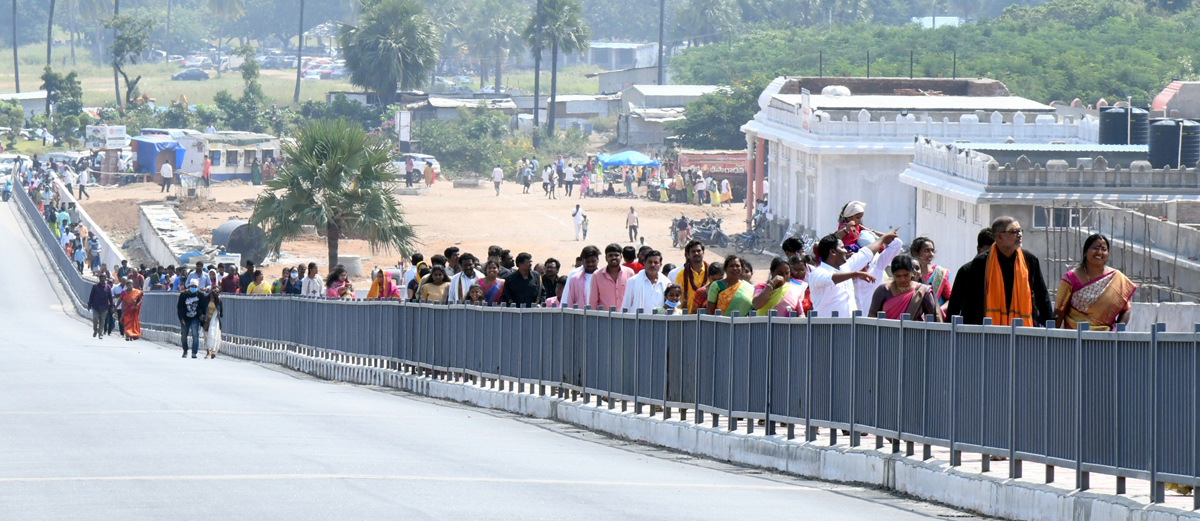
[304,70,322,81]
[393,153,441,178]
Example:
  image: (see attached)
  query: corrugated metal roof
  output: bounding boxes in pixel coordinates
[631,85,722,97]
[0,90,48,101]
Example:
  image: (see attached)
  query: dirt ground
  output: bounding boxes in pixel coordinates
[79,178,774,284]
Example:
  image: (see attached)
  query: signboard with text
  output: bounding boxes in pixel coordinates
[85,125,127,149]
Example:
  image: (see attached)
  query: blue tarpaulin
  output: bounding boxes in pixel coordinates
[597,150,660,167]
[131,135,186,174]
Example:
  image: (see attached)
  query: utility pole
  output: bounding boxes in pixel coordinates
[11,0,19,93]
[657,0,665,85]
[166,0,171,60]
[531,0,543,147]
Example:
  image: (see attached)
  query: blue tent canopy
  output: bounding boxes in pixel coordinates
[131,135,186,174]
[597,150,660,167]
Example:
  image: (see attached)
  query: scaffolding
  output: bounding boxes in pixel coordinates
[1038,202,1200,303]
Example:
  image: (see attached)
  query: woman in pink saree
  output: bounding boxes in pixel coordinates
[867,255,942,322]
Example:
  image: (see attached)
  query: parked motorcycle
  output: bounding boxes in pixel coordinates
[690,216,728,249]
[733,229,766,254]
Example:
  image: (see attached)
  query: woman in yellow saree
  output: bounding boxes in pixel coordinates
[366,269,402,299]
[120,285,143,340]
[705,255,753,316]
[1055,234,1136,331]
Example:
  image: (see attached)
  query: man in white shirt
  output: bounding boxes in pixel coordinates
[160,161,174,193]
[185,261,212,292]
[808,228,898,318]
[205,124,217,134]
[447,253,482,303]
[492,166,504,196]
[855,236,903,314]
[402,253,423,287]
[77,168,91,200]
[571,205,585,241]
[562,164,575,197]
[621,249,668,312]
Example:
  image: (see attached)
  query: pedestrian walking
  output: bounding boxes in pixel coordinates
[563,164,575,197]
[626,207,639,243]
[582,215,589,240]
[492,165,504,196]
[203,289,223,358]
[87,273,113,339]
[160,161,174,193]
[541,166,551,196]
[177,280,209,358]
[404,156,415,188]
[572,205,585,241]
[548,169,558,199]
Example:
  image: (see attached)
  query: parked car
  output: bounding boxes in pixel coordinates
[172,68,210,81]
[303,70,322,81]
[443,85,474,95]
[181,56,214,69]
[167,54,185,64]
[393,153,441,179]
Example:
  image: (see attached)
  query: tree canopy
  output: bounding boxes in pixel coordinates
[665,77,766,150]
[339,0,440,106]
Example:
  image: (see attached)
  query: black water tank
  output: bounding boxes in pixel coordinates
[211,220,267,266]
[1181,120,1200,168]
[1099,107,1149,145]
[1148,119,1200,169]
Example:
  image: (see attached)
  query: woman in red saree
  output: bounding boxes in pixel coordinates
[867,255,942,322]
[120,285,143,340]
[1055,234,1136,331]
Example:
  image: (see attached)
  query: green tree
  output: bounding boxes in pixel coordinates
[675,0,736,46]
[250,118,417,270]
[208,0,246,78]
[665,77,764,150]
[483,0,527,93]
[339,0,440,106]
[40,67,85,119]
[522,0,589,137]
[0,100,24,145]
[103,15,153,106]
[214,46,270,131]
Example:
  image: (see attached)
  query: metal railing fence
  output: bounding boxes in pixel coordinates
[136,291,1200,506]
[11,173,1200,508]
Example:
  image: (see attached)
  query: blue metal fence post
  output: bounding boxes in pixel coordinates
[764,310,775,436]
[608,306,616,411]
[949,315,961,467]
[727,311,738,432]
[634,309,642,416]
[1151,322,1164,503]
[829,311,837,446]
[1009,317,1022,478]
[898,313,907,455]
[1193,324,1199,510]
[804,310,816,442]
[849,310,860,447]
[1115,322,1126,494]
[694,308,703,425]
[1076,321,1089,491]
[873,312,884,450]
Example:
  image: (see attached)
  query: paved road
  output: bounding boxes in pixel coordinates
[0,202,972,520]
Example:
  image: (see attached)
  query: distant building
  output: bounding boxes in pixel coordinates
[405,97,518,123]
[0,91,49,119]
[587,42,659,71]
[741,76,1095,240]
[595,67,661,95]
[618,84,722,149]
[911,16,962,29]
[177,132,281,181]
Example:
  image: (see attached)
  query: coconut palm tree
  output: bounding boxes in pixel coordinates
[675,0,735,46]
[293,0,304,103]
[46,0,56,66]
[483,0,525,94]
[339,0,438,106]
[522,0,588,138]
[208,0,246,78]
[11,0,19,92]
[250,119,417,271]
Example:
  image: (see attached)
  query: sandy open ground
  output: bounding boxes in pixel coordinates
[79,178,774,285]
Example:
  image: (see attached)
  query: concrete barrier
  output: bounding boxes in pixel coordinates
[137,327,1200,521]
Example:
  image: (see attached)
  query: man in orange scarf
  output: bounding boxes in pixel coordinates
[960,216,1051,326]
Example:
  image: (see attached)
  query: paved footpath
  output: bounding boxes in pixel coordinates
[0,202,983,520]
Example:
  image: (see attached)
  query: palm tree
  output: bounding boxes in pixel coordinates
[675,0,735,46]
[483,0,525,94]
[339,0,439,106]
[46,0,57,66]
[250,119,417,270]
[11,0,18,93]
[208,0,246,78]
[522,0,589,137]
[293,0,304,103]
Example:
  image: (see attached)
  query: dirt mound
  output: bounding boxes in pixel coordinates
[176,197,255,214]
[81,199,142,238]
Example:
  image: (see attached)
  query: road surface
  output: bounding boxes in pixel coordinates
[0,201,977,520]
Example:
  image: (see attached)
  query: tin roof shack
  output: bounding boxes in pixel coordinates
[546,95,619,130]
[586,42,659,71]
[405,97,518,123]
[619,85,722,149]
[676,149,749,203]
[178,132,281,181]
[595,67,660,95]
[0,90,48,119]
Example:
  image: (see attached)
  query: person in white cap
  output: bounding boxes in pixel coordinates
[837,200,879,253]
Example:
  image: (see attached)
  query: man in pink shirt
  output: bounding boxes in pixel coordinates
[562,245,600,308]
[589,243,634,311]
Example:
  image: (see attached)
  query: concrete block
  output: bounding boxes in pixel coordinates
[452,179,482,188]
[394,187,428,196]
[336,255,363,277]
